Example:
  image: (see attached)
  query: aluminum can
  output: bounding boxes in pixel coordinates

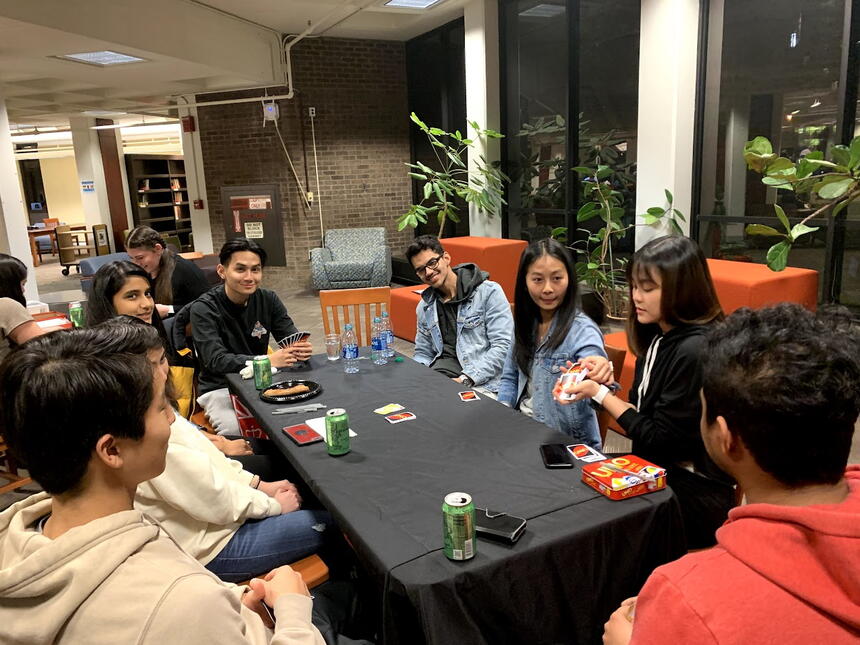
[68,301,84,328]
[442,492,476,561]
[253,355,272,390]
[325,408,350,456]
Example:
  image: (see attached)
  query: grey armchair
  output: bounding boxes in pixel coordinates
[310,227,391,290]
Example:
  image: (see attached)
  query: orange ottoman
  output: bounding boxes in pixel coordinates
[441,236,527,301]
[706,259,818,313]
[390,285,427,342]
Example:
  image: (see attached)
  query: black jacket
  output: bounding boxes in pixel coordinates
[190,286,298,394]
[168,254,210,310]
[617,324,729,483]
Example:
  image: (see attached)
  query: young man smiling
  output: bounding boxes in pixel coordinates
[191,238,312,435]
[406,235,513,396]
[602,304,860,645]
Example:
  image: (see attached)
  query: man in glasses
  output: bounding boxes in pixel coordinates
[405,235,512,397]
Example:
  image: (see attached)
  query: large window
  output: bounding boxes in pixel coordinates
[501,0,640,247]
[696,0,860,306]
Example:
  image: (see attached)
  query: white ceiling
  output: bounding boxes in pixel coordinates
[0,0,466,129]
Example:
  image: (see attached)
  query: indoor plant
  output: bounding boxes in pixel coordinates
[398,113,508,238]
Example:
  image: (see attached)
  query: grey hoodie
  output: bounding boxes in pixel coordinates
[0,493,323,645]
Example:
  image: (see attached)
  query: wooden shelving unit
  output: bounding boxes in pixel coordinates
[125,154,193,251]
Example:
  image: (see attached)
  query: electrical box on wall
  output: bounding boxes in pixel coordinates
[263,102,279,122]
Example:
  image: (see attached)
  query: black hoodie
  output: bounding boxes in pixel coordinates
[425,263,487,378]
[617,324,730,483]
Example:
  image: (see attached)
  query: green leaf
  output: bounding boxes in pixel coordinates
[763,175,796,189]
[664,188,673,204]
[744,137,777,172]
[765,157,795,173]
[572,166,593,176]
[646,206,665,216]
[408,172,427,180]
[774,204,791,234]
[850,136,860,169]
[745,136,773,156]
[766,240,791,272]
[423,183,432,200]
[670,219,684,236]
[447,150,465,168]
[817,177,854,199]
[671,208,687,222]
[746,224,783,237]
[551,226,568,240]
[410,112,427,130]
[596,165,613,179]
[643,214,659,226]
[831,145,850,168]
[789,223,820,241]
[833,199,851,218]
[428,127,446,136]
[587,262,599,270]
[577,202,601,222]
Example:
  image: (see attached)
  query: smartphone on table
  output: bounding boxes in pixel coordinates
[540,443,574,469]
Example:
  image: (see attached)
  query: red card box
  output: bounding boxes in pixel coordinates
[581,455,667,501]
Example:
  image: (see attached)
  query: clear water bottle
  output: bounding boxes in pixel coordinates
[381,311,394,357]
[371,317,387,365]
[341,323,359,373]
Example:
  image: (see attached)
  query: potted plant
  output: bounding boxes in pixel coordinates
[398,113,509,238]
[552,162,685,320]
[742,135,860,270]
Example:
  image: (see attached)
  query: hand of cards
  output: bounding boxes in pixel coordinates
[556,361,588,401]
[277,331,311,349]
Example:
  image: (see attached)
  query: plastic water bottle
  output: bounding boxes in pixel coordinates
[371,317,388,365]
[341,324,359,373]
[381,311,394,357]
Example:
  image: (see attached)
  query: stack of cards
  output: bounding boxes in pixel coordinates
[557,362,588,401]
[373,403,417,424]
[278,331,311,349]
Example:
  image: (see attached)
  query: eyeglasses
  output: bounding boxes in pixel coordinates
[414,254,444,276]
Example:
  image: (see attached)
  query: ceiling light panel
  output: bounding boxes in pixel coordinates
[384,0,441,8]
[54,51,147,67]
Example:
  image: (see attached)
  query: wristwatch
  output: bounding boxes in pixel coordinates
[460,374,475,387]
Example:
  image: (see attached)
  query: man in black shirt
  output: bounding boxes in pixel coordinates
[191,238,312,434]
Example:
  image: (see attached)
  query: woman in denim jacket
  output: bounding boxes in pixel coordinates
[497,239,607,448]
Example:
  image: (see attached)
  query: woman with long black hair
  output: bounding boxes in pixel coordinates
[557,235,736,547]
[497,238,608,448]
[0,253,44,361]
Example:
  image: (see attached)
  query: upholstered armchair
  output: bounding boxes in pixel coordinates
[310,227,391,290]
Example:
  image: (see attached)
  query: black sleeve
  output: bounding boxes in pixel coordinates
[170,257,211,310]
[616,337,705,462]
[190,299,253,375]
[268,291,299,343]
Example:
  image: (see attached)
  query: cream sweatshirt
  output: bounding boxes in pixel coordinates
[0,493,324,645]
[134,413,281,564]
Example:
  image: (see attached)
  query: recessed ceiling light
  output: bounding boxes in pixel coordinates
[384,0,440,8]
[53,51,147,67]
[519,4,565,18]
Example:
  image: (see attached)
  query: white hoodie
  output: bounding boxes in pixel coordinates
[134,413,281,564]
[0,493,324,645]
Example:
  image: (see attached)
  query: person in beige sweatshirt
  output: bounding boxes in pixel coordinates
[0,327,325,645]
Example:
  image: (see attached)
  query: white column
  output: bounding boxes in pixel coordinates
[464,0,502,238]
[178,100,214,253]
[0,93,39,301]
[634,0,701,247]
[69,116,114,234]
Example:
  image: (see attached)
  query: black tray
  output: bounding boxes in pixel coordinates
[259,380,322,404]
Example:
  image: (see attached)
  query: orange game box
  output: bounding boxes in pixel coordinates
[581,455,667,500]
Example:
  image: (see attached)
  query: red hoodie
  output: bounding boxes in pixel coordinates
[630,465,860,644]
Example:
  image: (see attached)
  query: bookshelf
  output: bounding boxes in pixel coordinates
[125,154,193,250]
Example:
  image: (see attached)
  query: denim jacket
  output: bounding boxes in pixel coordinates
[497,312,605,448]
[413,273,513,393]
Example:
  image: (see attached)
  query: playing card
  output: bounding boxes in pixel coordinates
[557,362,589,401]
[385,411,416,424]
[567,443,606,463]
[458,391,480,402]
[374,403,405,415]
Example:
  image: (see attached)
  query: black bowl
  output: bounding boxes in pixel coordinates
[260,380,322,404]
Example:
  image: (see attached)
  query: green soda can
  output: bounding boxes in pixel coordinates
[325,408,350,456]
[253,355,272,390]
[442,492,476,561]
[68,301,84,328]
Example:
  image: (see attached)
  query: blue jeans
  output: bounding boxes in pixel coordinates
[206,509,333,582]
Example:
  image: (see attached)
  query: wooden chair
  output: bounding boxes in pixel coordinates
[56,225,95,275]
[0,435,33,496]
[319,287,391,346]
[598,344,628,445]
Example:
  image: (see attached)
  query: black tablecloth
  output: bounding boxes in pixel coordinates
[227,354,685,645]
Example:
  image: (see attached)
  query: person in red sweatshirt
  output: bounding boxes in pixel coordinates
[603,303,860,644]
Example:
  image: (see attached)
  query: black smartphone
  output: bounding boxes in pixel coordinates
[475,508,527,544]
[540,443,574,468]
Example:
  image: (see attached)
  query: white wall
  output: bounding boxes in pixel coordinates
[40,156,86,224]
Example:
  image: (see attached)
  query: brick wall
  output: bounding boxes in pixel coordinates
[196,37,414,291]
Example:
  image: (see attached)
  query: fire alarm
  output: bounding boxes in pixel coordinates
[263,102,279,122]
[181,116,196,132]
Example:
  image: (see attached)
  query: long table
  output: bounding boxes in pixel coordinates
[227,355,685,644]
